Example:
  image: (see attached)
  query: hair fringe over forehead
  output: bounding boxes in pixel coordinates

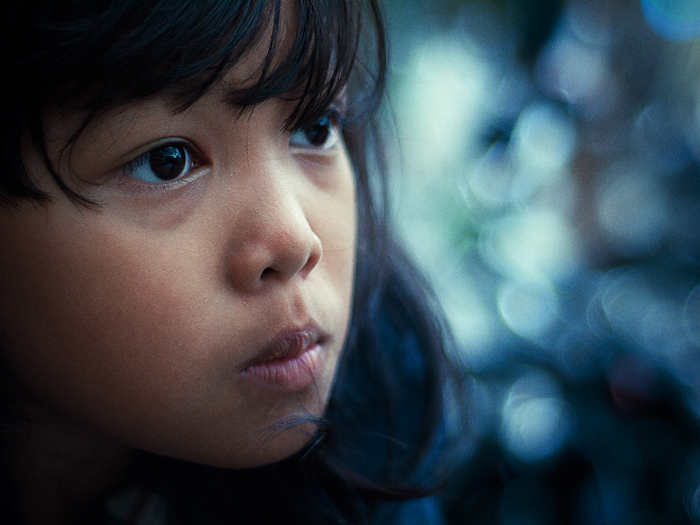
[1,0,387,203]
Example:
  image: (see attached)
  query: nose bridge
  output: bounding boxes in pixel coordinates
[225,156,322,291]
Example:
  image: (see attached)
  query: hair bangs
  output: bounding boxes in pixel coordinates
[220,0,365,132]
[177,0,384,133]
[42,0,381,130]
[39,1,270,111]
[2,0,386,204]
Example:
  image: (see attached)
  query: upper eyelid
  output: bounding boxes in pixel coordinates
[289,104,346,132]
[121,139,205,170]
[325,108,345,126]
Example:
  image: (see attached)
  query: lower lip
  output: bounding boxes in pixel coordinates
[243,344,326,391]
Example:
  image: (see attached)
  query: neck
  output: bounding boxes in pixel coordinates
[7,410,135,525]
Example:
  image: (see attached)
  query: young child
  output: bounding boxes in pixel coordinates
[0,1,451,523]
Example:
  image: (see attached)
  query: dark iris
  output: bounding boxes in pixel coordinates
[304,117,332,146]
[150,146,186,181]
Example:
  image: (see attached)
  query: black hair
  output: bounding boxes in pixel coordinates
[0,1,452,523]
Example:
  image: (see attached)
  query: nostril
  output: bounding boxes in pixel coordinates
[260,267,275,280]
[298,244,321,279]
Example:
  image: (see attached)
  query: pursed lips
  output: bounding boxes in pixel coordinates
[243,320,328,370]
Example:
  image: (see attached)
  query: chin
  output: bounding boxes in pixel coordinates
[204,419,322,470]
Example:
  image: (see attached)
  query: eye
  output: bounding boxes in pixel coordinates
[123,143,202,183]
[289,113,342,151]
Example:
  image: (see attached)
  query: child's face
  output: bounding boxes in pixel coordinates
[0,53,356,467]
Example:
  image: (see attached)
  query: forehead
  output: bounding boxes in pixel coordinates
[207,5,301,103]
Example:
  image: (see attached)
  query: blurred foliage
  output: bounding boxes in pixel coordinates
[386,0,564,60]
[385,0,700,523]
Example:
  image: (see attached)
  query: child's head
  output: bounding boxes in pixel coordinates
[0,0,386,470]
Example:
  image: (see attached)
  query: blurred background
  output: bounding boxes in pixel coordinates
[382,0,700,523]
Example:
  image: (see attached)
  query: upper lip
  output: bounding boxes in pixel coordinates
[245,321,327,369]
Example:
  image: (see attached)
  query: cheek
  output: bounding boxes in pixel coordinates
[0,177,357,466]
[0,208,222,422]
[306,158,358,291]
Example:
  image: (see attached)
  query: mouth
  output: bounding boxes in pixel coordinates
[242,322,330,391]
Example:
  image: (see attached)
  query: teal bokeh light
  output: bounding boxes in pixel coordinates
[641,0,700,41]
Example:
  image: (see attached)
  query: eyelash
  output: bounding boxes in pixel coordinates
[122,142,205,185]
[119,108,345,186]
[289,109,345,151]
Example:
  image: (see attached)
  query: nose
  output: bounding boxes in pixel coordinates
[225,178,323,293]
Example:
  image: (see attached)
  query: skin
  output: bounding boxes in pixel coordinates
[0,41,357,522]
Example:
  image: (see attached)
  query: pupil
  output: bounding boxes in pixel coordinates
[150,146,185,180]
[306,119,331,146]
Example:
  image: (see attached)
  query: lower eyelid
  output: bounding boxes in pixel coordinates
[115,164,210,195]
